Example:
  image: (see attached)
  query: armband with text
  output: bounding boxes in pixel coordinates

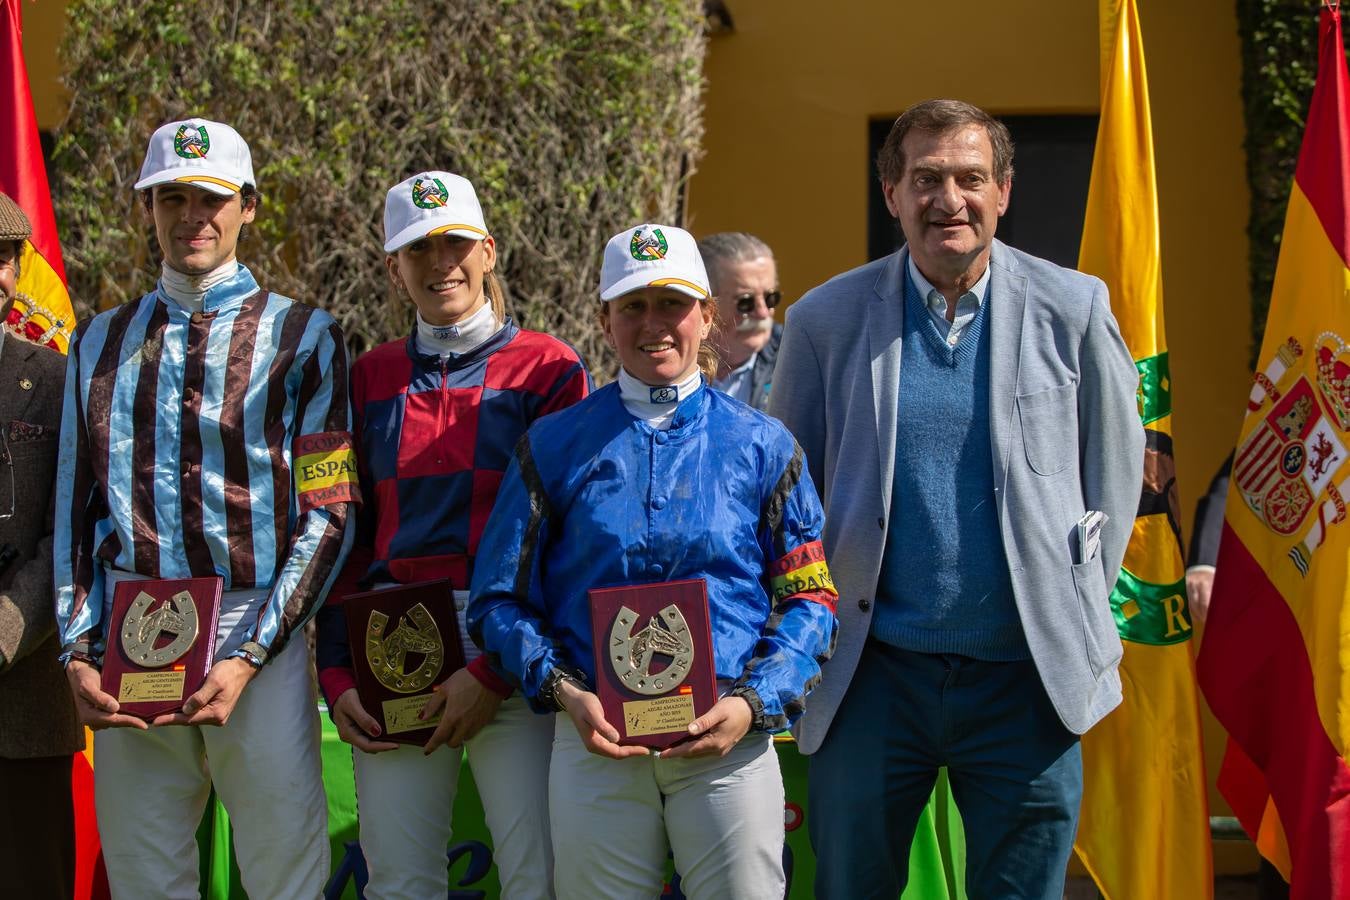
[768,540,838,612]
[294,431,361,512]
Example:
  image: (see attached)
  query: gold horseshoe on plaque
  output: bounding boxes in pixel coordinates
[366,603,444,693]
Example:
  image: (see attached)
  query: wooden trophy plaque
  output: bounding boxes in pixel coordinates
[102,576,223,720]
[343,579,464,745]
[588,578,716,750]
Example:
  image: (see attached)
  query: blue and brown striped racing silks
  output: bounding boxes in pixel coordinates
[54,265,356,666]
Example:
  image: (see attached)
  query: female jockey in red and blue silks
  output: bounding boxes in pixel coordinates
[315,171,590,900]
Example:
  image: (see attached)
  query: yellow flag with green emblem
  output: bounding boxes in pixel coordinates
[1073,0,1213,896]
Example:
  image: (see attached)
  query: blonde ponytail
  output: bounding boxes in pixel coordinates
[697,302,721,384]
[699,297,723,383]
[486,269,506,323]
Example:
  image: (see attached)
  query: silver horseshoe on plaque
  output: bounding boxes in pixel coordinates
[121,589,199,667]
[609,603,694,695]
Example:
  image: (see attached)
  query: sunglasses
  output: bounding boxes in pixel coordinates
[733,290,782,315]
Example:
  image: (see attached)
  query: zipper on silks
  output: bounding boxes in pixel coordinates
[439,358,450,467]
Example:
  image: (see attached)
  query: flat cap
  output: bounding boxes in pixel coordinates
[0,192,31,243]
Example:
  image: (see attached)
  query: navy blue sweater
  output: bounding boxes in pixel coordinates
[871,272,1029,660]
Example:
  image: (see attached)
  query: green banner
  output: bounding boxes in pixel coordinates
[1135,351,1171,425]
[1111,566,1193,645]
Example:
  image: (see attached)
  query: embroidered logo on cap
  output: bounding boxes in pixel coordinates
[649,386,678,404]
[629,226,669,261]
[412,177,450,209]
[173,125,211,159]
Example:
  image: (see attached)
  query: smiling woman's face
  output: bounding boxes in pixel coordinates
[386,233,496,325]
[602,286,713,385]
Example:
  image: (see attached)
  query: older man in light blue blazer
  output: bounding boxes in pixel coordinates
[769,99,1144,899]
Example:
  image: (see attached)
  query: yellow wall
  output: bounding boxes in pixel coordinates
[689,0,1255,875]
[21,0,68,130]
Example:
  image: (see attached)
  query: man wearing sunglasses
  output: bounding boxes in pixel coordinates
[699,232,782,412]
[0,190,80,899]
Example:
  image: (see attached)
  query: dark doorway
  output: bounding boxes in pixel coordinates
[867,114,1099,269]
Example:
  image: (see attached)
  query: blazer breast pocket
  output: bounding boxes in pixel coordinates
[1016,382,1077,476]
[7,420,56,445]
[5,421,58,467]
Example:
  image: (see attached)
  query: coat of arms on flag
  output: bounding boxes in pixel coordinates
[1236,332,1350,535]
[1236,331,1350,576]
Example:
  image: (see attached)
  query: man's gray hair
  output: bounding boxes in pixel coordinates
[698,232,774,294]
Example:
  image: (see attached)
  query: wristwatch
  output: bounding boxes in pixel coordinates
[58,643,99,670]
[538,665,588,711]
[232,641,268,670]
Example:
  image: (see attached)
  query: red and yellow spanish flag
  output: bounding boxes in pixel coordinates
[1,3,103,896]
[0,0,73,352]
[1198,6,1350,896]
[1073,0,1213,897]
[71,740,108,900]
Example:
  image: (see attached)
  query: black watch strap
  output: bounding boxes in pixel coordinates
[539,665,588,711]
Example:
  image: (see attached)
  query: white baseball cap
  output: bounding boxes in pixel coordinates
[383,171,488,253]
[599,223,709,302]
[134,118,255,197]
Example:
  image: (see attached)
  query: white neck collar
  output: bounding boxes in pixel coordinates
[414,301,501,359]
[160,259,239,312]
[617,367,703,430]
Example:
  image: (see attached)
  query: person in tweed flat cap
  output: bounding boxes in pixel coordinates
[0,191,32,313]
[0,188,83,900]
[0,190,28,235]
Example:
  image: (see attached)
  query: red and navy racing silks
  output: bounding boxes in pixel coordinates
[468,383,838,732]
[55,266,356,667]
[315,321,591,704]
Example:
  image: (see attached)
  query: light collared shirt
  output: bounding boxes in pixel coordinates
[907,255,992,347]
[713,352,757,404]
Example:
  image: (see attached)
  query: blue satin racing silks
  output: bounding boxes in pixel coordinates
[468,381,837,732]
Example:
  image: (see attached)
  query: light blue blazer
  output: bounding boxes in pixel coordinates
[770,240,1145,752]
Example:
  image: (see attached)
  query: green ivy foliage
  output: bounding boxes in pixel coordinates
[52,0,705,370]
[1236,0,1349,366]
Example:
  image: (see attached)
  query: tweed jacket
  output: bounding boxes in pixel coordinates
[0,335,82,758]
[770,240,1144,753]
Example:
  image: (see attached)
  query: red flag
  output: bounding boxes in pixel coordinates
[1197,6,1350,898]
[71,743,109,900]
[0,0,73,351]
[1,3,100,896]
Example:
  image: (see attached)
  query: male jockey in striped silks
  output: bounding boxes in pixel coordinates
[54,118,357,900]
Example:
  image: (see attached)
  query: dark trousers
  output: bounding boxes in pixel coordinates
[0,754,76,900]
[808,640,1082,900]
